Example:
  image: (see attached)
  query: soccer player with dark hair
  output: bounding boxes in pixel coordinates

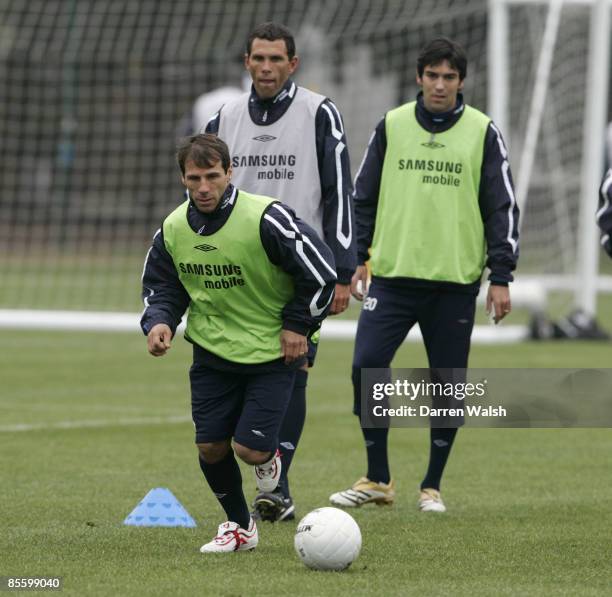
[597,168,612,258]
[141,134,336,552]
[330,37,520,512]
[206,22,356,522]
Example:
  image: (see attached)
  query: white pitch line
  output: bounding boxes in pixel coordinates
[0,414,192,433]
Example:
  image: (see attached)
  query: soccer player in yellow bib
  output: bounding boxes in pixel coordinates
[141,134,336,552]
[330,37,520,513]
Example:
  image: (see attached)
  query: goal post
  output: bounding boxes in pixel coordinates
[577,0,611,315]
[488,0,611,316]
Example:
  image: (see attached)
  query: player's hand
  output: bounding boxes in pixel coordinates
[147,323,173,356]
[486,285,512,324]
[350,265,368,301]
[280,329,308,364]
[329,283,351,315]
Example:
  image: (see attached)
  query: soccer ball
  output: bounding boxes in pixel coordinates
[294,507,361,571]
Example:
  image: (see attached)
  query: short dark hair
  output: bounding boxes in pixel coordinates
[176,134,231,175]
[417,37,467,80]
[246,22,296,60]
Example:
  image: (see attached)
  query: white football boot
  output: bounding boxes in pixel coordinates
[418,488,447,512]
[254,449,281,493]
[199,518,258,553]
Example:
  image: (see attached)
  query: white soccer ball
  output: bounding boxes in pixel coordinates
[294,507,361,571]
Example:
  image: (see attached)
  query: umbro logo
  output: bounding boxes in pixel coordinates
[252,134,276,142]
[194,243,217,252]
[421,141,446,149]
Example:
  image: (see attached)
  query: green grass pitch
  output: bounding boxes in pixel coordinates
[1,331,611,596]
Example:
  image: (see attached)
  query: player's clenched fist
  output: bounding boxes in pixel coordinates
[280,329,308,364]
[350,265,368,301]
[330,283,351,315]
[147,323,173,356]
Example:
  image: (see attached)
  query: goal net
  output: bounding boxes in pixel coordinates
[0,0,608,324]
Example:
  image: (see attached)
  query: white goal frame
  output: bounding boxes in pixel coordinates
[488,0,611,315]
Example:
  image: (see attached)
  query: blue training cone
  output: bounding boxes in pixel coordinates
[123,487,197,527]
